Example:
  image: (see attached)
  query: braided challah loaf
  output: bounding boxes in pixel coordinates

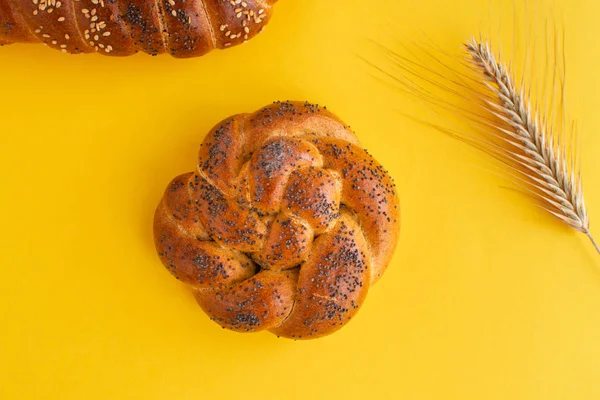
[0,0,276,57]
[154,101,400,339]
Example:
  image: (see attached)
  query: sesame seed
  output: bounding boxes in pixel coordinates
[57,16,65,22]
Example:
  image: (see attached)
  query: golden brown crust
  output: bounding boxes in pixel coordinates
[0,0,277,57]
[309,137,400,280]
[194,269,297,332]
[269,212,371,339]
[253,215,313,270]
[192,173,267,252]
[162,173,211,240]
[154,202,257,288]
[248,138,323,214]
[282,167,342,234]
[242,102,361,155]
[0,2,36,44]
[154,101,400,339]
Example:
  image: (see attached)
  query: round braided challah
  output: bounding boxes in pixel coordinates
[154,101,400,339]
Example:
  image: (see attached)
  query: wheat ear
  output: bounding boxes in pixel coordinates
[464,38,598,254]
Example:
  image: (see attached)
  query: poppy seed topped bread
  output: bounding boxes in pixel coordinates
[154,101,401,339]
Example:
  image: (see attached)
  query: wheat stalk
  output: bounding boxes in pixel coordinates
[369,33,599,254]
[462,38,598,254]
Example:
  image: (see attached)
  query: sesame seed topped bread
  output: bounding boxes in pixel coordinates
[154,101,401,339]
[0,0,277,57]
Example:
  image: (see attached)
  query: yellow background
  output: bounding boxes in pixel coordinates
[1,0,600,399]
